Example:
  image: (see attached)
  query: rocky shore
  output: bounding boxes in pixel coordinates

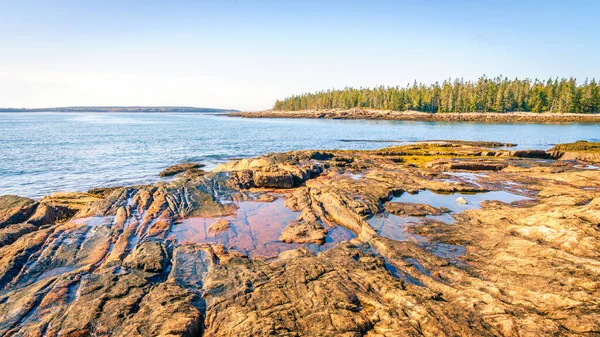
[1,141,599,336]
[230,109,600,123]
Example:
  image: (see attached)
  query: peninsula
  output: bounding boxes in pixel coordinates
[232,76,600,123]
[231,109,600,123]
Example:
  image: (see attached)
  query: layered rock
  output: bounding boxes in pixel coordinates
[1,141,599,336]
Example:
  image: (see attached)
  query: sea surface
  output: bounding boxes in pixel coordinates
[1,112,599,198]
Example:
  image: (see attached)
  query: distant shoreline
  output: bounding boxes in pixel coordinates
[0,106,238,113]
[230,109,600,123]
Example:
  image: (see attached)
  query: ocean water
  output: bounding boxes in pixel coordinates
[1,112,599,198]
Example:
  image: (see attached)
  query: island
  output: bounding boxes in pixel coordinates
[1,140,599,336]
[232,76,600,123]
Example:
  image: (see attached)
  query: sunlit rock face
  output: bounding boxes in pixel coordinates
[1,141,599,336]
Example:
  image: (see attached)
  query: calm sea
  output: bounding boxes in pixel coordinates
[1,112,599,198]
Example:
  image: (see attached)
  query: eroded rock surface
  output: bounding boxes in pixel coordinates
[1,141,599,336]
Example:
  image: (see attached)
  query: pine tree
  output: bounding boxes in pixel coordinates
[273,76,600,113]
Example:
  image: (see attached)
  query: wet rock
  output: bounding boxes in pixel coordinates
[176,167,207,179]
[159,163,205,177]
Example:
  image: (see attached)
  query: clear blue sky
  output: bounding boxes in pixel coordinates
[1,0,599,110]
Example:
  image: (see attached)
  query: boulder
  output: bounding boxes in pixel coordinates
[159,163,205,177]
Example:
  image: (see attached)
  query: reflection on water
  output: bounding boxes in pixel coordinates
[370,189,530,244]
[370,214,425,241]
[443,172,487,186]
[392,190,531,213]
[369,212,452,239]
[306,226,356,253]
[170,198,355,258]
[34,265,80,282]
[369,188,531,261]
[71,216,115,227]
[368,213,466,261]
[575,164,600,170]
[344,172,365,180]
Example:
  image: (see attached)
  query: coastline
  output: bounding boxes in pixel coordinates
[1,141,599,335]
[230,108,600,123]
[5,1,600,335]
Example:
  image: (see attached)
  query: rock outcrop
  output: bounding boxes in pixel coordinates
[1,141,599,336]
[549,140,600,163]
[159,163,206,177]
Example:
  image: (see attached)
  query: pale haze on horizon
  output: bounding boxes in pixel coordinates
[1,0,599,111]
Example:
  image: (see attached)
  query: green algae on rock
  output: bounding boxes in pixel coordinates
[549,140,600,163]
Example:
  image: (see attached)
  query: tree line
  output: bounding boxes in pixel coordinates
[274,76,600,113]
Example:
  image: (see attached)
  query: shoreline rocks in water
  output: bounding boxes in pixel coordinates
[549,140,600,163]
[159,162,206,177]
[230,108,600,123]
[1,141,599,336]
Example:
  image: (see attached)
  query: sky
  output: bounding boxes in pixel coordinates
[0,0,599,111]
